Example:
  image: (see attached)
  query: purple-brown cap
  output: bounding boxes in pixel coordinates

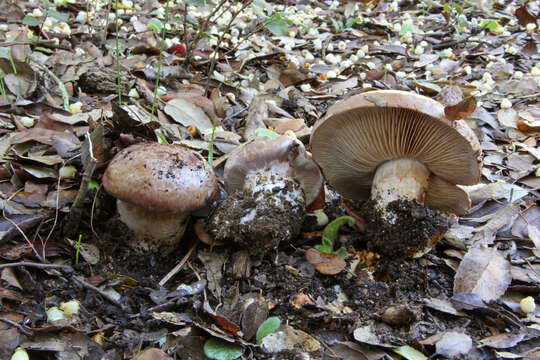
[224,135,324,206]
[103,143,217,212]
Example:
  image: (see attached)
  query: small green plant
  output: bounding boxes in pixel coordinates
[75,234,82,264]
[208,122,216,167]
[315,216,355,258]
[0,70,6,100]
[256,316,281,344]
[203,338,243,360]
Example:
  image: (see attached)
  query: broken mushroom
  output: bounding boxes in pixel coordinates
[310,90,482,258]
[207,134,324,254]
[103,143,217,252]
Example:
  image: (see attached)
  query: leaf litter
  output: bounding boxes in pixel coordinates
[0,0,539,359]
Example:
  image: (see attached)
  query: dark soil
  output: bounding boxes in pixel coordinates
[206,176,305,256]
[359,199,456,259]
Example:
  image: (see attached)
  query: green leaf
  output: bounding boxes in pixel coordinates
[203,338,243,360]
[345,17,363,28]
[155,130,169,144]
[400,20,414,35]
[331,18,343,33]
[254,128,280,139]
[48,9,69,22]
[23,16,41,27]
[87,180,100,190]
[256,317,281,344]
[265,17,288,36]
[148,18,163,34]
[314,243,332,254]
[335,247,348,258]
[443,3,452,13]
[186,0,205,5]
[320,216,355,258]
[393,345,428,360]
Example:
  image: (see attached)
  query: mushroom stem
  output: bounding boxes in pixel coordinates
[371,158,430,211]
[117,200,189,251]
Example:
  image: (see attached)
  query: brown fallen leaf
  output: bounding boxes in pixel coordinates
[444,96,477,120]
[305,247,346,275]
[515,5,536,26]
[454,247,511,302]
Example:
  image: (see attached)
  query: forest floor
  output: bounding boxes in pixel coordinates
[0,0,539,359]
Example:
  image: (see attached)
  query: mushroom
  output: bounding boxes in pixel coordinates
[310,90,482,257]
[207,134,324,253]
[103,143,217,252]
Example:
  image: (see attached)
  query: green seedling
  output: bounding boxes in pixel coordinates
[208,121,216,167]
[75,234,82,264]
[0,71,6,100]
[256,316,280,344]
[315,216,355,258]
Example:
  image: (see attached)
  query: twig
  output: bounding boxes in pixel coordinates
[30,59,70,112]
[0,317,32,336]
[0,261,71,271]
[159,241,198,286]
[204,0,254,94]
[71,275,128,311]
[184,0,229,66]
[2,190,44,263]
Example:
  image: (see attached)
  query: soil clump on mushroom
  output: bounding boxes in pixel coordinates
[207,177,306,255]
[358,198,455,259]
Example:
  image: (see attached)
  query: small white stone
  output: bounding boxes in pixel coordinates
[70,102,83,114]
[300,83,312,92]
[337,41,346,51]
[20,116,35,128]
[326,70,337,79]
[366,62,376,70]
[500,98,512,109]
[60,300,80,315]
[128,88,139,98]
[482,72,493,83]
[47,306,65,322]
[520,296,535,314]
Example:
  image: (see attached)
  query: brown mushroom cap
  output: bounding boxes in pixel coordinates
[103,143,217,212]
[310,90,482,214]
[224,135,323,205]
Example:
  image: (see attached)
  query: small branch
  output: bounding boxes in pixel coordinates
[0,317,32,336]
[0,261,71,272]
[159,241,197,286]
[71,275,128,311]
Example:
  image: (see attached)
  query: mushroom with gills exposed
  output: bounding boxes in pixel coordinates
[310,90,482,258]
[207,133,324,255]
[103,142,218,252]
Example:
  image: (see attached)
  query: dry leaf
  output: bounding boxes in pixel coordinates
[444,96,477,120]
[454,247,511,302]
